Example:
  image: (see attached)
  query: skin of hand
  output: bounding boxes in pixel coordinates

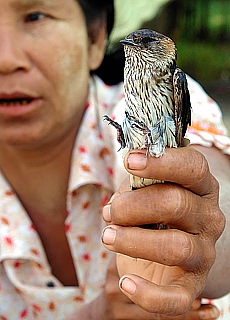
[66,256,219,320]
[102,257,220,320]
[196,146,230,299]
[102,145,225,317]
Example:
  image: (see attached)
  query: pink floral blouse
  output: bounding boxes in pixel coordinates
[0,75,229,319]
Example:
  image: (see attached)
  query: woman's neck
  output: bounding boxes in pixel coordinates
[0,126,78,220]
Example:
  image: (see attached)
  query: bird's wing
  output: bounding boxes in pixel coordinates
[173,68,191,145]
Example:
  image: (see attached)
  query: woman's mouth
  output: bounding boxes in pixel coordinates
[0,97,34,106]
[0,93,42,117]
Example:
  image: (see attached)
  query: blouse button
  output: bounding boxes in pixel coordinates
[46,281,56,288]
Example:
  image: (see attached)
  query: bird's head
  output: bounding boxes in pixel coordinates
[120,29,177,66]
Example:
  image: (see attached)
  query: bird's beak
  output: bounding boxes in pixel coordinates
[120,39,140,47]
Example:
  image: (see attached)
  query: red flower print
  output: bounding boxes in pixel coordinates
[4,236,13,246]
[20,309,28,318]
[78,235,87,243]
[79,146,87,153]
[49,302,55,311]
[30,248,39,256]
[82,253,91,262]
[74,296,84,303]
[82,201,90,210]
[107,167,114,176]
[81,164,91,173]
[72,190,78,197]
[65,223,71,233]
[1,217,9,225]
[14,261,21,268]
[15,288,22,295]
[98,133,103,140]
[32,304,42,313]
[5,190,13,196]
[99,147,111,159]
[101,252,108,259]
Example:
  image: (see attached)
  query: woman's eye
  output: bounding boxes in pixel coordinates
[24,12,46,23]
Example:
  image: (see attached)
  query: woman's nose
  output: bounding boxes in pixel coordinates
[0,25,30,74]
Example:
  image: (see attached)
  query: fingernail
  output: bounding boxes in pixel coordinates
[119,276,137,295]
[103,205,111,222]
[212,310,220,319]
[211,308,220,318]
[101,227,116,245]
[199,308,219,319]
[127,153,147,170]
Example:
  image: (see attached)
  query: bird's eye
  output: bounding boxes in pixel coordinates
[142,37,157,45]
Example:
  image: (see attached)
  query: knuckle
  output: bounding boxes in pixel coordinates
[161,231,195,266]
[200,240,216,270]
[206,174,220,202]
[111,192,129,224]
[202,198,226,241]
[216,209,226,236]
[189,238,215,275]
[194,152,209,184]
[209,207,226,240]
[210,174,219,194]
[170,187,192,221]
[186,237,214,271]
[178,235,196,265]
[198,174,225,240]
[206,244,216,266]
[176,235,195,266]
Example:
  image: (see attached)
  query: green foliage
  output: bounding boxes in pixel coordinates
[177,0,230,42]
[177,41,230,82]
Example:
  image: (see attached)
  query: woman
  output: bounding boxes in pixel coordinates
[0,0,228,319]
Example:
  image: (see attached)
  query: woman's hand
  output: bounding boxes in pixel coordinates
[102,146,225,317]
[103,257,220,319]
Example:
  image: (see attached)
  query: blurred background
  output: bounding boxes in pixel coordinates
[110,0,230,132]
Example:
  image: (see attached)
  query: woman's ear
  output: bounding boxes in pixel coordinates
[88,18,108,71]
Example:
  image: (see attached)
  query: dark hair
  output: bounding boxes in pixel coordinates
[79,0,125,85]
[79,0,115,39]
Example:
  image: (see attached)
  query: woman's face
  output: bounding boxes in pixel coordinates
[0,0,105,148]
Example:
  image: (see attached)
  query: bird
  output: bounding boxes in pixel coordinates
[104,29,191,189]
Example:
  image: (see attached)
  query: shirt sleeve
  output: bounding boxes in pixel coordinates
[186,75,230,155]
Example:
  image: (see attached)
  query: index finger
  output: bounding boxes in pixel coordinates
[124,146,218,196]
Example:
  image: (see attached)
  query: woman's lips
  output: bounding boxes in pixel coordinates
[0,92,42,117]
[0,97,33,106]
